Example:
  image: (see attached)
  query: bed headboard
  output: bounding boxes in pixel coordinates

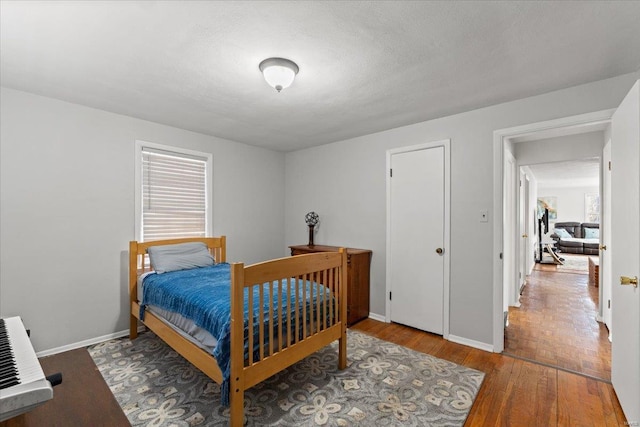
[128,236,226,305]
[131,237,226,268]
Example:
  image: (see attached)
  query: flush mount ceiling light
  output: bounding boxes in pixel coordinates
[259,57,299,92]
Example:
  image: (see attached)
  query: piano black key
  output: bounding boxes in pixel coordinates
[0,377,18,385]
[0,367,17,378]
[0,376,18,385]
[0,356,15,366]
[0,367,18,377]
[0,379,20,390]
[0,363,17,372]
[0,360,16,370]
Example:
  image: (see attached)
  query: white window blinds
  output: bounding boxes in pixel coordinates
[141,147,208,242]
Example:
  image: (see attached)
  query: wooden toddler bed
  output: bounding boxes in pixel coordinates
[129,236,347,426]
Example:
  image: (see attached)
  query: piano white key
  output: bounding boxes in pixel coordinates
[1,317,45,385]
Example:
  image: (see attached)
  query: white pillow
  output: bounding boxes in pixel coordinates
[148,242,214,274]
[554,228,572,239]
[584,228,599,239]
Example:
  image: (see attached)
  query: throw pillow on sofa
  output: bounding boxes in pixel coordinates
[554,228,572,238]
[584,228,599,238]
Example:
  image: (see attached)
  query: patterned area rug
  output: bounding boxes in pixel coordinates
[556,254,589,274]
[89,330,484,426]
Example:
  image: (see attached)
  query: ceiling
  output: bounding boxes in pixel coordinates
[526,159,600,188]
[2,1,640,152]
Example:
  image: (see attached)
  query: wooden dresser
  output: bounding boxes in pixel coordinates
[289,244,372,326]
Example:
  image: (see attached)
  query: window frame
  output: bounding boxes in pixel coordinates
[134,140,213,242]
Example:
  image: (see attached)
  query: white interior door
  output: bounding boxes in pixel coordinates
[602,139,612,333]
[504,151,517,309]
[389,145,445,334]
[610,80,640,422]
[519,171,528,295]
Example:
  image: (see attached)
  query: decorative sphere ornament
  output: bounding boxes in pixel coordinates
[305,211,319,227]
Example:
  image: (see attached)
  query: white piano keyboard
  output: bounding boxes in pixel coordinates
[0,316,53,422]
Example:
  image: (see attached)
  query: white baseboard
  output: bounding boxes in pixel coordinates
[36,326,144,358]
[368,312,386,323]
[361,314,493,352]
[448,334,494,353]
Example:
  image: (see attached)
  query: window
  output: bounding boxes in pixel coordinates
[135,141,212,242]
[585,193,600,223]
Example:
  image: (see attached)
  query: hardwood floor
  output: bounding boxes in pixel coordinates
[351,319,627,426]
[505,257,611,380]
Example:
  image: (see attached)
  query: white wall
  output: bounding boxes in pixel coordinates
[0,88,286,353]
[539,185,599,224]
[514,131,604,165]
[284,72,638,348]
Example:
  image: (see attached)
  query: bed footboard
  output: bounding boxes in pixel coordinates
[229,250,348,426]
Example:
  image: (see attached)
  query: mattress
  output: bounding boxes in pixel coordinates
[138,272,217,353]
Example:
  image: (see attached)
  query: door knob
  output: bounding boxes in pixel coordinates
[522,234,528,238]
[620,276,638,288]
[435,248,444,255]
[600,245,607,251]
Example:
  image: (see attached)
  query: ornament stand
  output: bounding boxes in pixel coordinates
[308,224,315,246]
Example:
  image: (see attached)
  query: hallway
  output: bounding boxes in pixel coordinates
[504,256,611,381]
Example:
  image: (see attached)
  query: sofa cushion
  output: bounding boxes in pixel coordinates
[558,238,584,248]
[559,245,584,254]
[583,239,600,249]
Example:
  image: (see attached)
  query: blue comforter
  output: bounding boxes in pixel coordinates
[140,263,331,405]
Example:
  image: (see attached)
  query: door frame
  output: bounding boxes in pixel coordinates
[601,138,613,335]
[386,139,451,339]
[492,109,615,352]
[504,150,518,310]
[518,171,530,300]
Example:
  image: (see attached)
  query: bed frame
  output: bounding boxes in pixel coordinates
[129,236,347,426]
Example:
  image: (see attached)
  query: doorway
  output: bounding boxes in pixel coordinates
[494,82,640,422]
[492,109,615,352]
[509,148,608,379]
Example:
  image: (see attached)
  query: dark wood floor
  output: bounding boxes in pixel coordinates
[0,348,130,427]
[505,257,611,380]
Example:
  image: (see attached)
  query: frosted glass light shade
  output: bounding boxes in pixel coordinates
[259,58,299,92]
